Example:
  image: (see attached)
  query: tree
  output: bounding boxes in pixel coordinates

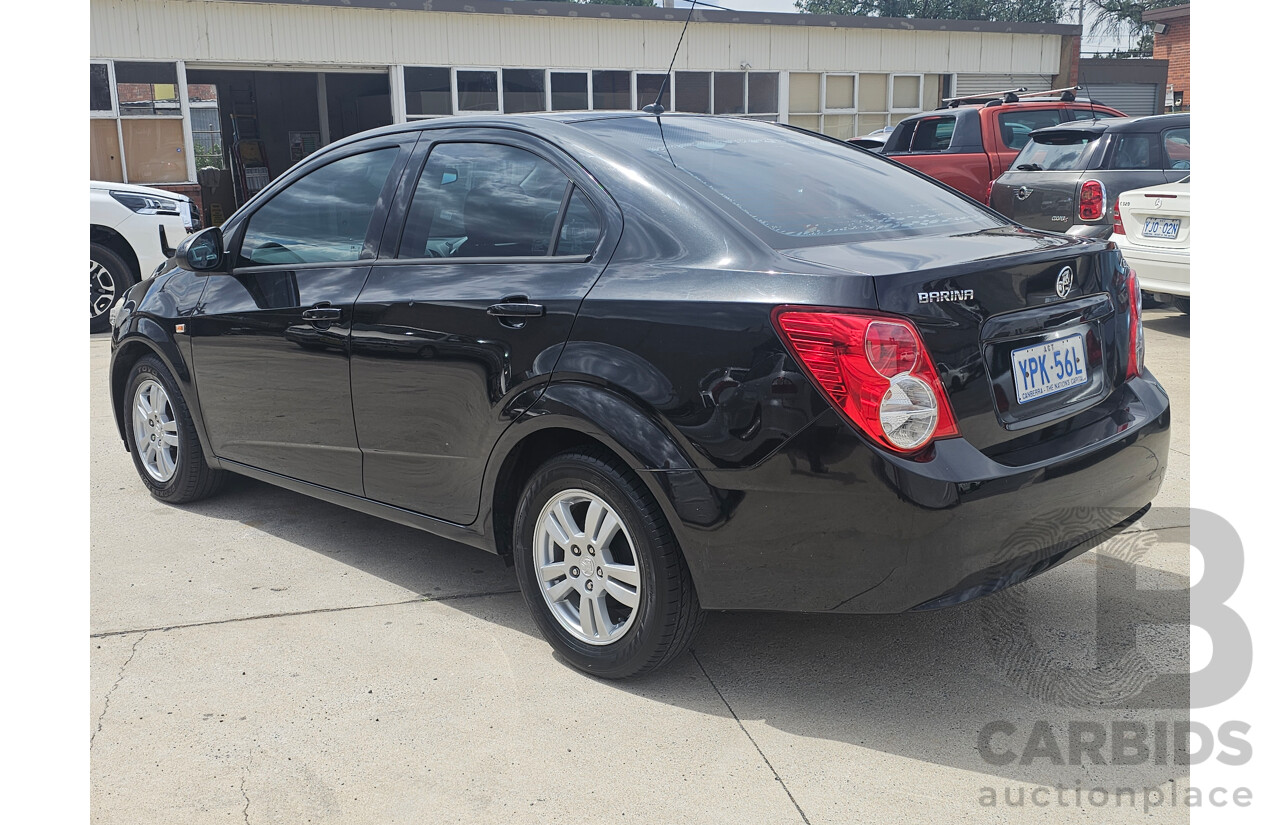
[1077,1,1182,56]
[792,1,1065,21]
[582,0,656,5]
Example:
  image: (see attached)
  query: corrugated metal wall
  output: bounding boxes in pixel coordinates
[955,73,1059,97]
[91,0,1063,76]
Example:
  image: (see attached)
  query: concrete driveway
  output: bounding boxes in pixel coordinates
[91,308,1190,824]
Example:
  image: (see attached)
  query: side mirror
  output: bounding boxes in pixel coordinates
[176,227,227,275]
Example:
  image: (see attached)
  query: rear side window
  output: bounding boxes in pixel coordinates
[238,147,399,267]
[1109,133,1162,170]
[399,143,571,259]
[909,116,955,151]
[582,116,1005,246]
[997,110,1063,150]
[1163,127,1190,170]
[555,187,602,255]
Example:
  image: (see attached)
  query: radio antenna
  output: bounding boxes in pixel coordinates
[646,1,735,114]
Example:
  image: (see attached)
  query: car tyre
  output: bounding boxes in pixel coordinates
[1172,297,1190,315]
[513,448,704,678]
[124,354,226,503]
[90,243,134,334]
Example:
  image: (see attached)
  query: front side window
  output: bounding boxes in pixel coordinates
[997,109,1063,150]
[399,143,572,259]
[238,148,399,267]
[1162,127,1190,170]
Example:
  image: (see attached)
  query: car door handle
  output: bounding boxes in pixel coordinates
[486,301,545,318]
[302,304,342,322]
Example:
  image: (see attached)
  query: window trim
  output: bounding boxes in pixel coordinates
[822,72,858,115]
[452,66,503,114]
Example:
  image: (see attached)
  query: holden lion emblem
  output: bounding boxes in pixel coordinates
[1055,266,1074,298]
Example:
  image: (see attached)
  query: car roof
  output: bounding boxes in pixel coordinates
[1029,112,1190,136]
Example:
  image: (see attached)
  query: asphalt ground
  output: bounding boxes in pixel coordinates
[90,307,1191,824]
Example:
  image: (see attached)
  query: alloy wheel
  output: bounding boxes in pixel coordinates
[133,379,179,482]
[91,258,116,320]
[534,489,642,645]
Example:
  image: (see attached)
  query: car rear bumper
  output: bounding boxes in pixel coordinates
[1120,244,1190,297]
[673,374,1170,614]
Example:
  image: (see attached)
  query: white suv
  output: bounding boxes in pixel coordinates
[90,181,198,332]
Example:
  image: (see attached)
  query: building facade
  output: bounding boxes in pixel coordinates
[90,0,1081,218]
[1145,3,1190,112]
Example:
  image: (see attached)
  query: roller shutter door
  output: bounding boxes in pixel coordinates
[1085,83,1161,117]
[954,74,1056,98]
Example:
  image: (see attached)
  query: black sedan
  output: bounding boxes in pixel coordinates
[109,112,1169,678]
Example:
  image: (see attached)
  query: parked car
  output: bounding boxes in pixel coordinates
[91,181,198,332]
[1113,177,1190,313]
[846,127,892,152]
[108,113,1168,678]
[881,94,1125,202]
[988,113,1190,239]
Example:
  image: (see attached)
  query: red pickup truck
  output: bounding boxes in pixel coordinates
[882,98,1126,203]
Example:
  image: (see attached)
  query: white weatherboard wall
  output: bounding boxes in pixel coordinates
[90,0,1062,76]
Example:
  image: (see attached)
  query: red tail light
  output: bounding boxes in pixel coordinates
[772,308,960,455]
[1125,266,1144,380]
[986,180,996,205]
[1079,179,1106,222]
[1112,199,1126,235]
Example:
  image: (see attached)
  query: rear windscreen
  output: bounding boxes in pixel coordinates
[1011,133,1098,171]
[581,116,1005,246]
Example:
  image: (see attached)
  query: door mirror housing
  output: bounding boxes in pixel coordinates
[176,227,227,274]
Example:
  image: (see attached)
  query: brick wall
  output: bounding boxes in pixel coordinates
[1152,18,1190,111]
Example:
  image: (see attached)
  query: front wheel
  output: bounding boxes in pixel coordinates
[90,243,134,333]
[124,355,225,503]
[512,448,704,678]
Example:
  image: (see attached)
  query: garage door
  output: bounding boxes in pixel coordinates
[954,74,1056,98]
[1085,83,1161,117]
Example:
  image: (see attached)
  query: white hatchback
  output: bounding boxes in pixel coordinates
[90,181,197,332]
[1112,177,1190,313]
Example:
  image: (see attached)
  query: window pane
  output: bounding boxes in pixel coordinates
[713,73,744,115]
[121,119,186,183]
[747,73,778,114]
[1163,127,1190,170]
[400,143,570,259]
[457,71,498,112]
[997,109,1062,150]
[90,119,123,181]
[503,69,546,114]
[1013,136,1096,171]
[788,114,820,132]
[892,75,921,110]
[636,73,668,110]
[1110,133,1162,170]
[823,114,855,140]
[91,64,112,112]
[239,148,399,266]
[556,188,602,255]
[551,73,588,111]
[406,67,452,116]
[910,116,955,151]
[825,75,854,111]
[188,83,218,105]
[115,61,179,116]
[855,114,889,135]
[789,73,820,113]
[592,71,631,110]
[859,74,888,112]
[674,72,710,113]
[189,108,220,133]
[582,117,1004,245]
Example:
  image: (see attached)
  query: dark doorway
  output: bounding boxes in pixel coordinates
[184,68,392,215]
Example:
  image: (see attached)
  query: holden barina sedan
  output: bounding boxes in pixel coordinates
[109,112,1169,678]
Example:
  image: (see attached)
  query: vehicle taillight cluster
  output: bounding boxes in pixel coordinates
[1112,199,1126,235]
[1125,265,1144,380]
[986,180,996,205]
[772,308,960,454]
[1079,179,1106,222]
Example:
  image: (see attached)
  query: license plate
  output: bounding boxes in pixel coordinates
[1012,334,1088,404]
[1142,217,1181,239]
